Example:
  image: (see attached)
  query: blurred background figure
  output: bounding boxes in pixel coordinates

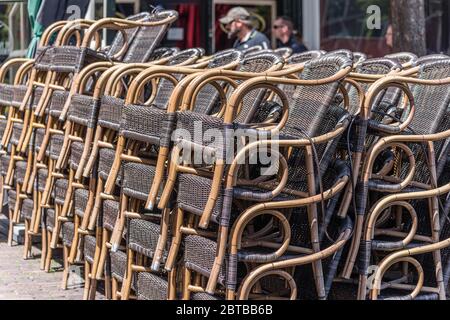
[219,6,270,51]
[385,24,393,50]
[273,16,308,54]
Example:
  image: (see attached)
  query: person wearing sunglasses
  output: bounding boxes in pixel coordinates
[219,7,270,51]
[273,16,308,54]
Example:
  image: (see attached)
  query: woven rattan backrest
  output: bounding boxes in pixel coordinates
[405,59,450,135]
[232,53,284,123]
[414,54,450,67]
[385,52,418,66]
[151,48,205,109]
[107,12,152,58]
[122,10,178,63]
[353,52,367,65]
[280,55,353,139]
[349,58,402,115]
[324,49,354,62]
[192,50,244,115]
[147,47,180,62]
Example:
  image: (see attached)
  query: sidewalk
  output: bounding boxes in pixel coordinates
[0,214,102,300]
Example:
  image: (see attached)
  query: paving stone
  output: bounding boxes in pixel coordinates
[0,213,105,300]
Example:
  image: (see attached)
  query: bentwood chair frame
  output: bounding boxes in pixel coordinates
[83,49,207,298]
[352,63,450,300]
[155,55,353,299]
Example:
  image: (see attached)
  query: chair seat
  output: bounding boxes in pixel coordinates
[110,249,127,282]
[53,178,69,205]
[7,190,17,212]
[191,293,222,300]
[103,199,119,232]
[10,122,23,146]
[46,209,56,232]
[62,221,75,247]
[15,161,27,185]
[21,198,34,220]
[84,234,97,264]
[122,162,156,201]
[0,154,10,176]
[184,235,226,286]
[74,188,89,218]
[177,174,224,225]
[128,219,168,259]
[69,141,85,171]
[136,272,168,300]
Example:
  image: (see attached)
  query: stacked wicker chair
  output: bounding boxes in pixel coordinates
[349,58,450,300]
[3,9,450,301]
[39,16,179,283]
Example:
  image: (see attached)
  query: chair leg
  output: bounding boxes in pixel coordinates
[182,266,191,300]
[0,176,4,210]
[88,178,104,230]
[119,249,135,300]
[61,245,70,290]
[95,229,109,280]
[23,219,31,259]
[44,230,53,272]
[83,261,91,300]
[112,278,118,300]
[7,212,14,246]
[109,195,128,252]
[87,275,98,300]
[165,207,184,271]
[151,208,171,271]
[50,205,62,249]
[104,274,112,300]
[40,224,47,270]
[68,215,80,264]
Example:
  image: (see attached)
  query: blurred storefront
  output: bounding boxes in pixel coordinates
[145,0,449,56]
[0,0,448,58]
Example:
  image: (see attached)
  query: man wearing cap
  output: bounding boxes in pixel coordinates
[219,7,271,51]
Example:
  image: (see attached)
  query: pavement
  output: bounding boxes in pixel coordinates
[0,213,103,300]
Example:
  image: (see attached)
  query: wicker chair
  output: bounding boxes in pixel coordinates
[0,20,68,151]
[79,48,214,300]
[242,46,264,56]
[95,50,250,300]
[353,52,368,66]
[44,49,196,288]
[275,47,293,59]
[157,55,353,300]
[340,59,450,299]
[16,11,178,172]
[25,12,177,275]
[385,52,418,69]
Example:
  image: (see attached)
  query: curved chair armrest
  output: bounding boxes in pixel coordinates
[235,218,353,299]
[364,74,450,126]
[0,59,32,82]
[369,184,450,299]
[225,127,349,190]
[81,14,178,48]
[362,129,450,192]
